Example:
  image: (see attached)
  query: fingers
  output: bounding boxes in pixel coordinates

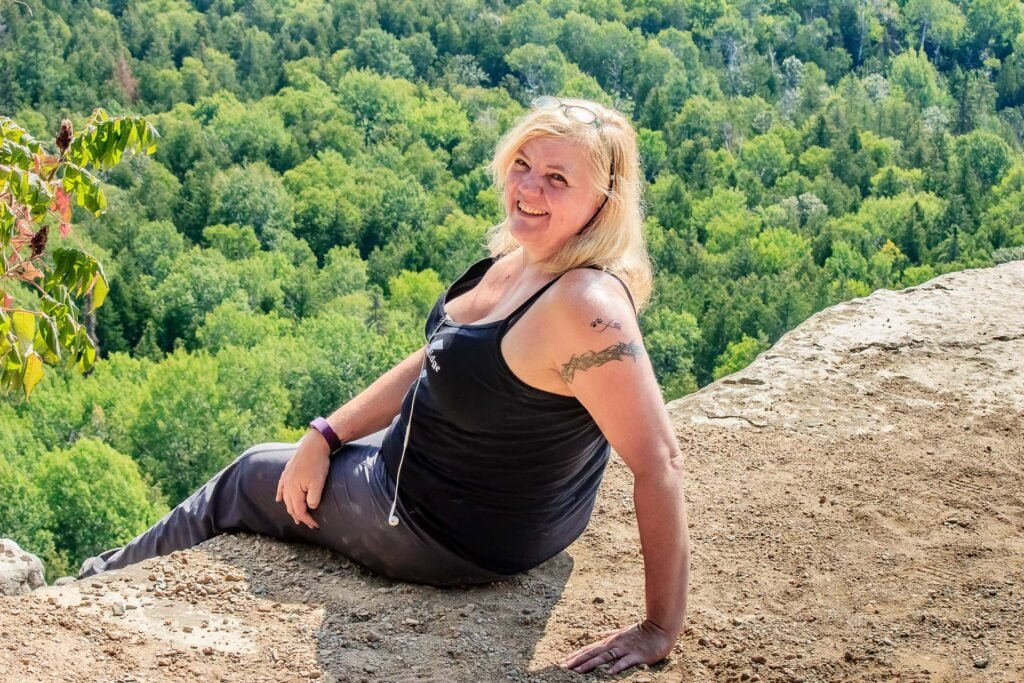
[286,488,319,529]
[277,473,321,529]
[306,483,323,511]
[562,642,611,671]
[561,626,627,668]
[607,651,645,676]
[562,623,651,675]
[568,648,619,674]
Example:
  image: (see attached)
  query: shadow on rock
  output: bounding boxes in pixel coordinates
[205,535,574,681]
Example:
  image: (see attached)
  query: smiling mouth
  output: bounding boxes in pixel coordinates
[517,201,548,216]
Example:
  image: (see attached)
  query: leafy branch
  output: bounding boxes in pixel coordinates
[0,111,158,398]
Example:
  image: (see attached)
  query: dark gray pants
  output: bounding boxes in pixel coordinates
[79,430,510,586]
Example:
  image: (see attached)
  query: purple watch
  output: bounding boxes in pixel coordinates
[308,416,343,454]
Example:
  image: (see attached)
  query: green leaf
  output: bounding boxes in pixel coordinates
[22,351,42,398]
[74,331,97,372]
[5,338,21,366]
[11,311,35,346]
[0,117,43,153]
[35,317,60,364]
[3,166,52,217]
[89,270,109,311]
[40,316,60,362]
[0,202,13,244]
[0,140,37,167]
[66,113,158,170]
[61,164,107,216]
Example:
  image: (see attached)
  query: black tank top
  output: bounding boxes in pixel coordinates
[381,256,632,574]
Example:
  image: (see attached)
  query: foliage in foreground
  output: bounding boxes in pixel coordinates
[0,111,156,398]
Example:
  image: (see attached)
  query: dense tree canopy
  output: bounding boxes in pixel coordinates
[2,0,1023,574]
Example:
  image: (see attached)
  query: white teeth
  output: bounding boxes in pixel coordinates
[518,201,547,216]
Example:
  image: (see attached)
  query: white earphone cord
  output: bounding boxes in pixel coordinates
[388,317,447,527]
[386,355,424,526]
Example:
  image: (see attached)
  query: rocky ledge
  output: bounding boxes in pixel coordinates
[1,261,1022,682]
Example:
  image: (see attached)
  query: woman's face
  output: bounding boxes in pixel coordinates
[504,136,606,259]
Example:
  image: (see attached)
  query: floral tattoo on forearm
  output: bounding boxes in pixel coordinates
[560,341,644,383]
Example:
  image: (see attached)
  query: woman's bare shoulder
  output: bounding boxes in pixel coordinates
[539,268,638,342]
[551,268,634,312]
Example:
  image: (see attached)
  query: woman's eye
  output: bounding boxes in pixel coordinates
[513,159,528,168]
[550,174,567,185]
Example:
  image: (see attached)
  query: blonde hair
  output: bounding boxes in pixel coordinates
[485,97,653,311]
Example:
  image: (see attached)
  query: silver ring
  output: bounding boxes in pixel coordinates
[608,648,619,660]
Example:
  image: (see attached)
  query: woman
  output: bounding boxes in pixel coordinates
[81,96,689,675]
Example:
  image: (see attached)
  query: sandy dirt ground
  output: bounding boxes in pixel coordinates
[1,262,1022,682]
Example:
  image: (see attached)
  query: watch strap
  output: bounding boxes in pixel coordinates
[308,416,343,454]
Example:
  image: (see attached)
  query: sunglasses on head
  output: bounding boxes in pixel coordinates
[531,96,604,127]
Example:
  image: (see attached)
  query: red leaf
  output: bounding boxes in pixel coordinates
[2,292,11,309]
[52,187,72,237]
[53,187,71,220]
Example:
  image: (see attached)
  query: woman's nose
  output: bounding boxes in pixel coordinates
[519,171,543,194]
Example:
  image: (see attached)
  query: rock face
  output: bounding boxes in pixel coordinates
[0,262,1021,682]
[0,538,45,596]
[669,260,1024,435]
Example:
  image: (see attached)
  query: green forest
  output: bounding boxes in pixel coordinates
[2,0,1023,578]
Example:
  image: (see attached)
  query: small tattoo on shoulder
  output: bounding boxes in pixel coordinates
[589,317,622,332]
[560,341,644,383]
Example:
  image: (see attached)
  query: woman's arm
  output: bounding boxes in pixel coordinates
[629,458,689,662]
[321,345,427,444]
[276,345,425,528]
[536,270,690,675]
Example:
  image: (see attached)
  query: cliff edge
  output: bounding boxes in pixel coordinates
[1,262,1022,682]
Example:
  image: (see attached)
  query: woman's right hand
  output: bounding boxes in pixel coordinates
[275,432,331,529]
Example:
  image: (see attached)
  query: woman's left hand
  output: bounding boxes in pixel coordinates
[561,619,675,675]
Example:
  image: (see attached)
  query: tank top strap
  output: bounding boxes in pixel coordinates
[586,265,637,319]
[500,272,569,334]
[426,256,496,338]
[499,265,638,336]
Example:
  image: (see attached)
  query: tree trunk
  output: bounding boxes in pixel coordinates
[84,292,99,368]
